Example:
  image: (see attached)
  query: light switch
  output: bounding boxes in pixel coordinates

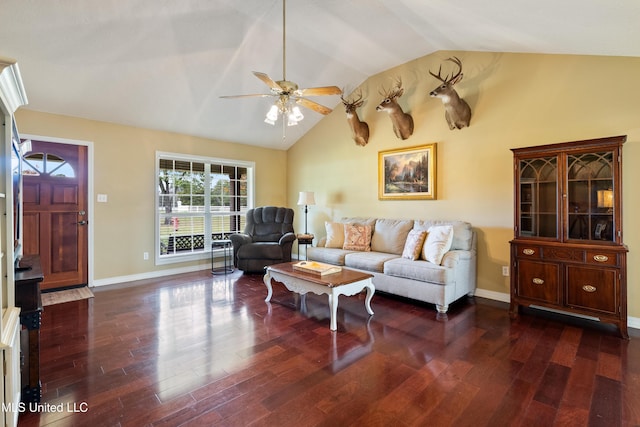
[97,194,108,203]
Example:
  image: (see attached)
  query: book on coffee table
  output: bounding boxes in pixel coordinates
[292,261,342,276]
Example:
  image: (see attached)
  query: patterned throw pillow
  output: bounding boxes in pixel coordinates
[343,224,372,251]
[422,225,454,265]
[324,221,345,248]
[401,229,427,260]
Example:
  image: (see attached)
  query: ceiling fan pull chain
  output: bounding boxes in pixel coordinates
[282,118,286,143]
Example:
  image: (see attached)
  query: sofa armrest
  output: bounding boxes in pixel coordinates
[279,232,296,246]
[441,250,473,267]
[230,233,252,247]
[229,233,252,268]
[441,249,477,298]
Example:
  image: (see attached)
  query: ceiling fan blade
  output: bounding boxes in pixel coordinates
[297,98,333,115]
[253,71,283,91]
[219,94,272,99]
[297,86,342,97]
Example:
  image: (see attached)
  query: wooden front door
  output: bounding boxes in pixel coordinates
[22,141,88,291]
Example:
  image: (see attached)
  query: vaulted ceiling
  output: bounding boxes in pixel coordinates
[2,0,639,150]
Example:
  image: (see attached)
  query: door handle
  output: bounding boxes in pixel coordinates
[78,220,88,225]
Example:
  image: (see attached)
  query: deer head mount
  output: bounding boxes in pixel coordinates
[429,57,471,130]
[341,90,369,147]
[376,77,414,140]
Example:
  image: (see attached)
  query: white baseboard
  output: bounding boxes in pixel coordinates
[474,289,639,332]
[473,288,510,303]
[91,264,211,287]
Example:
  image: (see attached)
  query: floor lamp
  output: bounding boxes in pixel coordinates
[297,191,315,235]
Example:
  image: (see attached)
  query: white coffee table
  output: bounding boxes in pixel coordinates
[263,262,375,331]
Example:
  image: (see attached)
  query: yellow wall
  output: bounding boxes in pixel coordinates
[14,110,287,280]
[288,51,640,316]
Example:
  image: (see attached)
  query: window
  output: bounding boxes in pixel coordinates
[156,152,254,263]
[23,152,76,177]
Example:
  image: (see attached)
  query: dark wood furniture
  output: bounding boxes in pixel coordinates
[509,135,628,338]
[14,254,44,402]
[296,234,314,261]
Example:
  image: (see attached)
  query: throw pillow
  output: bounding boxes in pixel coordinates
[324,221,345,248]
[422,225,454,265]
[343,224,372,251]
[371,219,414,254]
[401,229,427,260]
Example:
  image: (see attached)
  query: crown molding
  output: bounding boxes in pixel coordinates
[0,57,28,114]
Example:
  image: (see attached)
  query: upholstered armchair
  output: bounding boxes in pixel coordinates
[230,206,296,273]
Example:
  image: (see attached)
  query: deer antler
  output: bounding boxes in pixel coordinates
[445,57,463,83]
[379,77,404,100]
[429,57,463,85]
[341,89,363,106]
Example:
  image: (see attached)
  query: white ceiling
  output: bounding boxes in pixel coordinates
[1,0,639,150]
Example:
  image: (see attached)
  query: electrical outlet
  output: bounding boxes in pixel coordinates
[502,266,510,277]
[143,252,149,260]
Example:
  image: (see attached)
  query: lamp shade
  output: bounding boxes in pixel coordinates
[297,191,315,206]
[597,189,613,208]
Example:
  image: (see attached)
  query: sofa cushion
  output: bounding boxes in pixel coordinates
[414,220,473,251]
[384,257,452,285]
[343,224,372,251]
[324,221,345,248]
[345,251,400,273]
[402,229,427,260]
[371,218,414,255]
[306,247,354,266]
[421,225,453,265]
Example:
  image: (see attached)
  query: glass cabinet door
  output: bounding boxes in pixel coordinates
[518,156,558,238]
[566,151,615,241]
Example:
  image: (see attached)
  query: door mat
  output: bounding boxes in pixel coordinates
[41,286,95,306]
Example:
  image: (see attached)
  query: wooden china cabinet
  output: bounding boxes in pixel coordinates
[509,135,628,338]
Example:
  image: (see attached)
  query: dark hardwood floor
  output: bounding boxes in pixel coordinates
[16,269,640,427]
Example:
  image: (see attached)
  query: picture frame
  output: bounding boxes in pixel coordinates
[378,143,437,200]
[594,219,610,240]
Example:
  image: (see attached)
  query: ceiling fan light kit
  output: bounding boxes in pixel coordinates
[221,0,341,130]
[264,100,304,127]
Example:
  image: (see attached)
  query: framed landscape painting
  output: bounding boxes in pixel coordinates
[378,143,437,200]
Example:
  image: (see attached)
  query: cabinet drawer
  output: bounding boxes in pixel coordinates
[517,260,560,304]
[542,246,584,262]
[515,245,541,258]
[566,265,618,314]
[585,250,618,266]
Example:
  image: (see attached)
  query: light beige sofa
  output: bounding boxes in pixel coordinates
[307,217,477,314]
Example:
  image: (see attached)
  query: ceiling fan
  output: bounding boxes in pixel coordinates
[220,0,342,127]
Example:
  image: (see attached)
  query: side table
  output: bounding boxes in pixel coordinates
[14,254,44,404]
[296,234,314,261]
[211,240,234,275]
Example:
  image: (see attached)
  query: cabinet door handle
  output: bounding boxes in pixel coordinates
[523,249,535,255]
[593,254,609,262]
[532,278,544,285]
[582,285,597,293]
